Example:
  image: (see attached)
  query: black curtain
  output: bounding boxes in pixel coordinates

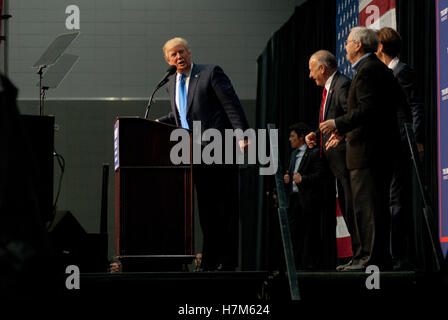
[397,0,441,271]
[254,0,335,270]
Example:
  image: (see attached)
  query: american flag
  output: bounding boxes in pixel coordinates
[336,0,396,78]
[334,0,396,259]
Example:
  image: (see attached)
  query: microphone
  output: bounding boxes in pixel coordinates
[155,65,177,89]
[144,65,177,119]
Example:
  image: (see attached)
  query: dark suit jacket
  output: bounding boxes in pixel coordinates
[286,147,326,197]
[158,64,249,136]
[393,60,424,143]
[335,54,401,170]
[314,71,351,178]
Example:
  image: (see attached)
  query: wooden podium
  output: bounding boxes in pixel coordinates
[114,117,193,263]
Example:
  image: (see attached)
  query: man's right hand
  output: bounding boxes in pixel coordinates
[284,171,290,184]
[305,132,317,148]
[325,131,344,150]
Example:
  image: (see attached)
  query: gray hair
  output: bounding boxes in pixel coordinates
[310,50,338,69]
[349,26,378,53]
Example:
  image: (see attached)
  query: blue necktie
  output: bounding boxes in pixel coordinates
[178,73,189,129]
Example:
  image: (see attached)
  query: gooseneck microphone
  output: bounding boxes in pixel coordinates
[144,65,177,119]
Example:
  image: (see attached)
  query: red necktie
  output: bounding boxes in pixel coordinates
[319,88,327,158]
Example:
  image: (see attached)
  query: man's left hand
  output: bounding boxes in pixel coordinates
[319,119,336,135]
[293,172,302,184]
[239,139,249,153]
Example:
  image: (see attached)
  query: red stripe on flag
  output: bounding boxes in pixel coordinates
[336,197,353,258]
[337,237,353,258]
[336,196,343,217]
[359,0,395,26]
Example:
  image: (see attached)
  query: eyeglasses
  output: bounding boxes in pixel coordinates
[345,39,358,46]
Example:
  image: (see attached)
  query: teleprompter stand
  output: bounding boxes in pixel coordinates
[32,32,80,115]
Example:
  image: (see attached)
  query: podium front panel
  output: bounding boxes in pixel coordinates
[117,167,192,255]
[114,117,193,256]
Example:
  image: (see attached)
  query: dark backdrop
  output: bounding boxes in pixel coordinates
[251,0,336,270]
[396,0,440,270]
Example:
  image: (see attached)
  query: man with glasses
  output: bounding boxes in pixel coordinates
[320,27,404,271]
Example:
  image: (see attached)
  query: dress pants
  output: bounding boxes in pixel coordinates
[194,164,239,271]
[390,142,414,267]
[349,165,392,268]
[288,192,322,270]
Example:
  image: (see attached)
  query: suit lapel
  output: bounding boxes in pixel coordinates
[187,64,200,113]
[167,75,179,127]
[289,149,298,173]
[392,61,404,77]
[297,147,309,172]
[323,72,338,121]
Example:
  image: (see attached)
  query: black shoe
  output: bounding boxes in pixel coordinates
[392,259,413,271]
[341,263,366,271]
[336,260,352,271]
[214,264,236,271]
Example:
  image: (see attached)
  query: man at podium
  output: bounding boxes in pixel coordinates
[157,37,250,271]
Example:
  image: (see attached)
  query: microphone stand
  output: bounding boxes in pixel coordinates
[144,78,169,119]
[37,65,47,116]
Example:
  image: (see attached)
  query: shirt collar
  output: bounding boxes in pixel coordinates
[177,62,194,81]
[297,143,307,154]
[388,57,399,70]
[325,71,337,92]
[352,53,372,70]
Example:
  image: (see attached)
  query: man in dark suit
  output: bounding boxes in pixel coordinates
[284,122,328,269]
[305,50,354,269]
[321,27,402,271]
[376,27,425,270]
[158,37,249,271]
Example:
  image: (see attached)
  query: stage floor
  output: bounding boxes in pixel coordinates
[68,269,446,301]
[5,269,448,316]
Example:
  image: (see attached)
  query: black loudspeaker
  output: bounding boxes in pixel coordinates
[48,211,108,272]
[21,115,54,222]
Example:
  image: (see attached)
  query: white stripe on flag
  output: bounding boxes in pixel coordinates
[367,8,396,29]
[336,216,351,238]
[358,0,374,11]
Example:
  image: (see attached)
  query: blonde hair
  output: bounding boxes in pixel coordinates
[163,37,189,58]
